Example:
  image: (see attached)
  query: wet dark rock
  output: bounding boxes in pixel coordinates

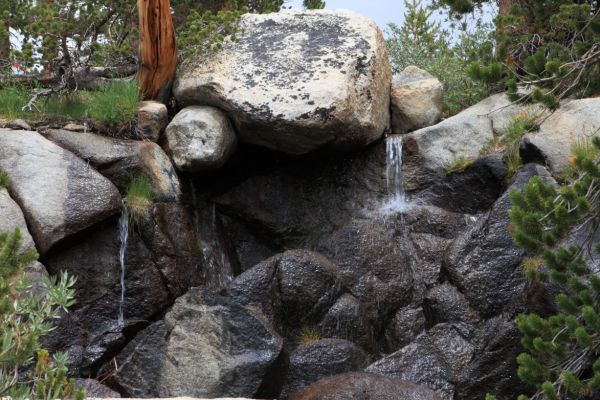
[281,339,368,398]
[227,249,344,335]
[423,283,479,326]
[42,203,203,374]
[111,288,283,398]
[366,323,477,398]
[318,293,373,349]
[384,306,426,352]
[444,163,556,318]
[289,372,445,400]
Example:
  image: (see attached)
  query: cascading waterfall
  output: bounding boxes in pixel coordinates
[117,206,128,326]
[380,135,410,213]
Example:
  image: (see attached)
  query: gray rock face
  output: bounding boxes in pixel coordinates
[318,293,372,349]
[136,100,168,142]
[74,379,121,398]
[281,339,368,398]
[423,283,479,325]
[289,372,445,400]
[112,288,283,398]
[0,129,121,254]
[42,129,181,202]
[444,163,556,317]
[0,188,36,253]
[523,98,600,174]
[164,106,237,171]
[406,93,531,172]
[391,66,443,133]
[174,10,391,155]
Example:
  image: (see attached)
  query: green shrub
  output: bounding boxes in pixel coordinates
[124,174,155,226]
[0,228,83,400]
[0,171,9,188]
[486,136,600,399]
[386,0,495,116]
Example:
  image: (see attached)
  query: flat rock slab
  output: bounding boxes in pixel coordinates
[174,9,391,155]
[0,129,121,254]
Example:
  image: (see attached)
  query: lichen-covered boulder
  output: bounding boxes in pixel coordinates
[164,106,237,171]
[111,288,283,398]
[391,66,443,133]
[0,129,121,254]
[174,10,391,155]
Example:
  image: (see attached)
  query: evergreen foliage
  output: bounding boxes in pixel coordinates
[437,0,600,106]
[487,137,600,399]
[303,0,326,9]
[386,0,494,115]
[0,228,82,400]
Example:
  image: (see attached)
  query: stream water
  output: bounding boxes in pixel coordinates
[380,135,410,214]
[117,207,128,326]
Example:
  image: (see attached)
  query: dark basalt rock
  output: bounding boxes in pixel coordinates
[289,372,445,400]
[444,163,556,318]
[42,203,203,375]
[280,339,369,398]
[110,288,284,398]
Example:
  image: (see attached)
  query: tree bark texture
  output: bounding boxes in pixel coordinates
[137,0,177,101]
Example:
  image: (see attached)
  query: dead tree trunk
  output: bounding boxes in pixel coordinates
[137,0,177,101]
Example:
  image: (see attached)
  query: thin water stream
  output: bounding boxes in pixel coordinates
[117,207,128,326]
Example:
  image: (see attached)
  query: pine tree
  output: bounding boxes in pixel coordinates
[303,0,326,9]
[487,137,600,399]
[0,228,82,400]
[436,0,600,106]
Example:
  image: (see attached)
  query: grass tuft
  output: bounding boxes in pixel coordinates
[296,326,323,346]
[0,81,141,136]
[446,156,475,175]
[501,112,539,177]
[0,171,10,188]
[562,137,600,180]
[124,174,154,226]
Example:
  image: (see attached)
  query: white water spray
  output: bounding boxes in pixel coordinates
[380,135,410,214]
[117,207,128,326]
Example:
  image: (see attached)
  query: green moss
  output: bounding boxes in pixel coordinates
[0,171,10,188]
[446,156,475,175]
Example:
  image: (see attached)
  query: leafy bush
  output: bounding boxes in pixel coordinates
[0,228,83,400]
[486,137,600,399]
[124,174,155,226]
[386,0,495,115]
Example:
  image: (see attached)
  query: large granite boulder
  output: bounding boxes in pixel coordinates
[522,98,600,174]
[444,163,556,318]
[164,106,237,172]
[289,372,445,400]
[0,129,121,254]
[41,129,181,202]
[174,10,391,155]
[111,288,284,398]
[281,339,368,398]
[405,93,532,172]
[391,66,443,134]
